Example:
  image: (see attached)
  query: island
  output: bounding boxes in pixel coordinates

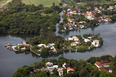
[5,34,103,57]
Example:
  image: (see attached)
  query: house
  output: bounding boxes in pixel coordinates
[46,62,53,67]
[92,40,100,47]
[37,44,46,48]
[71,42,77,46]
[21,47,26,51]
[108,6,113,10]
[71,42,80,46]
[67,67,75,73]
[40,67,48,72]
[72,36,80,42]
[22,41,30,46]
[66,14,70,16]
[80,25,84,29]
[86,15,94,20]
[46,62,58,74]
[62,63,70,69]
[48,43,55,46]
[67,36,80,43]
[58,67,63,76]
[95,60,112,73]
[95,7,99,11]
[68,19,72,22]
[67,37,73,41]
[72,10,76,13]
[84,38,90,42]
[67,9,71,12]
[88,37,93,39]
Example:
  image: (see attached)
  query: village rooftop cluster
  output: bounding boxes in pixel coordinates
[33,60,112,77]
[59,4,116,32]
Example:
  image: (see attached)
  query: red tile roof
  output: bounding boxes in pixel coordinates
[95,60,111,72]
[95,61,103,67]
[67,67,75,72]
[101,60,110,64]
[99,67,109,71]
[66,14,70,16]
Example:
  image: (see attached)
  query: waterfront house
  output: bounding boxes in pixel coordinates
[46,62,58,74]
[84,38,90,42]
[92,40,100,47]
[46,62,53,67]
[37,44,47,48]
[22,41,29,46]
[21,47,26,51]
[95,60,112,73]
[72,36,80,42]
[62,63,70,69]
[71,41,80,46]
[71,42,77,46]
[67,67,75,73]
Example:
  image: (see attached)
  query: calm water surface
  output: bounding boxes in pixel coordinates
[0,22,116,77]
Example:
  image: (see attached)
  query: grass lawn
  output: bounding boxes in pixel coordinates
[0,0,8,4]
[76,1,116,7]
[21,0,61,7]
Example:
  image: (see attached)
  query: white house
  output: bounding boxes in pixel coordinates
[92,40,99,47]
[46,62,58,74]
[37,44,47,48]
[84,38,90,42]
[58,68,63,76]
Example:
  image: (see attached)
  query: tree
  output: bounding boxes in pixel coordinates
[79,67,89,77]
[36,71,48,77]
[52,2,55,7]
[41,48,50,56]
[53,68,58,75]
[87,57,98,64]
[59,3,62,7]
[99,71,111,77]
[13,66,33,77]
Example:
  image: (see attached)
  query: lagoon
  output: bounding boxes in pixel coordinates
[0,22,116,77]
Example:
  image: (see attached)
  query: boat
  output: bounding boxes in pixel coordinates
[4,43,10,47]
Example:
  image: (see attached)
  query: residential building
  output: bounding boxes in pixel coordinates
[58,68,63,77]
[95,60,112,73]
[67,67,75,73]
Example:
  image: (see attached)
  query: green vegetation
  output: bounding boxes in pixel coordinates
[21,0,61,7]
[13,55,116,77]
[23,34,103,57]
[0,0,8,4]
[12,33,103,57]
[0,0,62,35]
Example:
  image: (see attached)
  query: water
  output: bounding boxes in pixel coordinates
[0,22,116,77]
[55,11,63,35]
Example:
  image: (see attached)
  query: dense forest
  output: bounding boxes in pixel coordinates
[13,55,116,77]
[0,0,62,35]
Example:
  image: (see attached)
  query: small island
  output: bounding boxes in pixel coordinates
[5,34,103,57]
